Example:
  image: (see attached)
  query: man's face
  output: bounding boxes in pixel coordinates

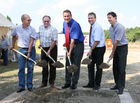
[22,15,31,27]
[88,14,96,25]
[43,17,50,27]
[107,15,116,25]
[63,12,72,23]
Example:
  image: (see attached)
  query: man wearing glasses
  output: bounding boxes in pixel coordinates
[11,14,37,93]
[38,15,58,88]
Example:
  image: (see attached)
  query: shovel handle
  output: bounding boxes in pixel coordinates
[68,57,72,65]
[65,48,72,65]
[107,58,111,63]
[13,49,36,64]
[40,47,55,63]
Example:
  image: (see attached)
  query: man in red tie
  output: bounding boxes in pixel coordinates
[83,12,106,90]
[62,9,84,89]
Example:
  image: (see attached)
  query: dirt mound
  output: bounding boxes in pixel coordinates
[14,88,120,103]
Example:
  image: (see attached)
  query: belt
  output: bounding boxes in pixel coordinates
[19,47,28,49]
[75,42,83,45]
[118,44,128,47]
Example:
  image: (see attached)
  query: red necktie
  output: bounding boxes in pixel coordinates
[89,26,92,46]
[66,24,69,48]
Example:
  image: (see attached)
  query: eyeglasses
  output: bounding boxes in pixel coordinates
[44,20,50,23]
[27,19,32,22]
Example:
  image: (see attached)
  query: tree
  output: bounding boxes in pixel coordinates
[7,16,12,22]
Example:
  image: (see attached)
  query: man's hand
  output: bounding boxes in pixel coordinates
[87,49,92,56]
[47,49,51,56]
[27,52,31,59]
[63,43,66,47]
[67,52,71,58]
[109,52,114,60]
[38,45,42,49]
[10,46,14,50]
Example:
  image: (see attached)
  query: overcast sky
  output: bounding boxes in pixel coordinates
[0,0,139,32]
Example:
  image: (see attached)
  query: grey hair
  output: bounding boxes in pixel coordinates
[21,14,26,21]
[42,15,51,20]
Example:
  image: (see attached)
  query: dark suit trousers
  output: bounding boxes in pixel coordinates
[88,46,106,87]
[113,44,128,89]
[41,45,57,85]
[65,43,84,85]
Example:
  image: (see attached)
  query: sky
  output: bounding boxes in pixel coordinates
[0,0,140,32]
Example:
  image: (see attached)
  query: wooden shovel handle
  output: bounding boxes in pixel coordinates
[40,47,55,63]
[13,49,36,64]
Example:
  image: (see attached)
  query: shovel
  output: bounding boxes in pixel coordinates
[65,48,78,73]
[67,56,78,73]
[99,58,111,69]
[13,49,47,67]
[40,47,64,68]
[81,55,92,65]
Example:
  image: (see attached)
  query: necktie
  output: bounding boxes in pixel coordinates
[89,26,92,46]
[66,24,69,48]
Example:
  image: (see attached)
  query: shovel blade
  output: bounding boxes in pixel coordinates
[68,64,78,73]
[99,63,110,69]
[36,60,48,67]
[52,61,64,68]
[81,58,92,64]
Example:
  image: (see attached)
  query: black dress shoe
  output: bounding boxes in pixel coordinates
[62,84,71,89]
[17,88,25,93]
[39,84,47,88]
[83,84,93,88]
[93,86,100,90]
[70,84,77,90]
[110,85,118,90]
[28,88,33,91]
[117,89,123,95]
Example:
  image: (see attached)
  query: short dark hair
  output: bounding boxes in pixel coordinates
[42,15,51,20]
[63,9,72,16]
[88,12,96,18]
[107,12,117,17]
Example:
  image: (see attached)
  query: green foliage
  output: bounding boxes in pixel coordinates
[83,32,89,35]
[126,27,140,42]
[104,30,110,40]
[6,15,12,22]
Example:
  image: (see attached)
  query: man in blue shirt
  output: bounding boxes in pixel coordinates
[83,12,106,90]
[1,34,10,65]
[11,14,37,93]
[62,9,84,89]
[107,12,128,94]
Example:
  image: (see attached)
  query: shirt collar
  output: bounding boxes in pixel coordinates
[92,21,96,27]
[67,18,74,26]
[43,25,51,29]
[22,24,30,29]
[112,22,118,28]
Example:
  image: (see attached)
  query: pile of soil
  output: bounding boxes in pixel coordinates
[14,88,120,103]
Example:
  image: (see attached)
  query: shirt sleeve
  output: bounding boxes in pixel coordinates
[52,27,58,41]
[31,27,37,40]
[11,27,17,36]
[70,23,80,39]
[6,39,10,46]
[115,25,125,41]
[94,26,102,41]
[63,22,66,34]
